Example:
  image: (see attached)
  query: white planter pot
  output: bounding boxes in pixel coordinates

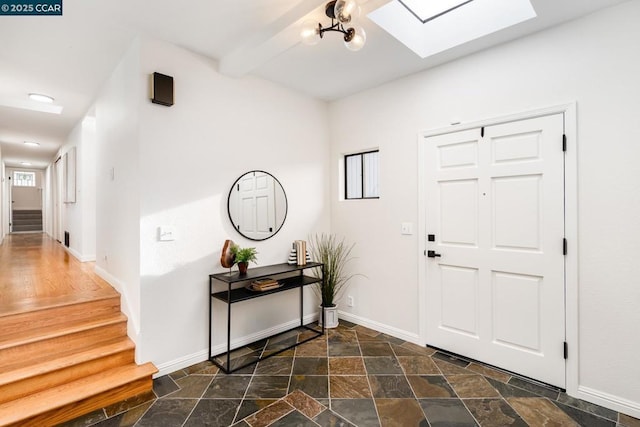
[319,305,339,328]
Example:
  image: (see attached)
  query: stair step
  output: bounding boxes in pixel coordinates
[13,209,42,216]
[0,312,127,350]
[12,219,42,225]
[0,289,119,318]
[12,226,43,232]
[0,313,128,369]
[11,223,42,228]
[0,362,157,427]
[0,338,135,404]
[0,295,121,338]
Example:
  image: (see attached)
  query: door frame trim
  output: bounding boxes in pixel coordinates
[417,102,578,396]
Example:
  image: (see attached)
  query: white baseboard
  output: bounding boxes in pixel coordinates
[154,349,210,379]
[154,312,319,378]
[136,310,421,378]
[337,310,421,345]
[576,385,640,419]
[64,245,95,262]
[94,266,140,350]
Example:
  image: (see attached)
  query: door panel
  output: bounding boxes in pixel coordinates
[440,265,479,337]
[236,171,276,240]
[491,131,541,164]
[492,271,542,352]
[424,114,565,387]
[440,179,478,247]
[439,140,479,169]
[492,174,541,251]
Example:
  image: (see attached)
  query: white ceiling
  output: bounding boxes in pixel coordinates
[0,0,628,169]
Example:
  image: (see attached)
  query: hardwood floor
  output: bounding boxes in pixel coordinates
[0,233,117,315]
[0,233,156,426]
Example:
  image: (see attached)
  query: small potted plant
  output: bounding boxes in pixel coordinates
[230,245,258,275]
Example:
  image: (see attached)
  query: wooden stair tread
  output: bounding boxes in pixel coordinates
[0,337,134,386]
[0,363,158,425]
[0,312,127,350]
[0,290,120,318]
[0,295,121,338]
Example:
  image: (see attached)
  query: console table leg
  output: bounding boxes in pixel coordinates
[227,284,231,373]
[209,279,212,360]
[300,273,304,327]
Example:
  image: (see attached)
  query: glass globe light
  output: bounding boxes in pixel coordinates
[300,20,320,45]
[334,0,360,24]
[344,25,366,51]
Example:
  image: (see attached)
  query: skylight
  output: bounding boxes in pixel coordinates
[368,0,537,59]
[398,0,474,23]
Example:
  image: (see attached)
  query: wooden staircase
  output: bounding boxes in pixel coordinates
[11,210,43,232]
[0,293,157,426]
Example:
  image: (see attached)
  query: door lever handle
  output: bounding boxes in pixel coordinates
[427,250,441,258]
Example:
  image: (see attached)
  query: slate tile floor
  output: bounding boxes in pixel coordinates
[62,321,640,427]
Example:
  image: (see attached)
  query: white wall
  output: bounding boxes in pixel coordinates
[59,116,97,261]
[82,118,97,260]
[329,0,640,417]
[137,37,330,371]
[95,36,330,372]
[94,38,143,345]
[43,164,52,237]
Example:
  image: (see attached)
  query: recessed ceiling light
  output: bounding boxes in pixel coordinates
[21,162,32,166]
[24,141,40,147]
[28,93,54,103]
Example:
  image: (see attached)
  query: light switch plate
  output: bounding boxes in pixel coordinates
[401,222,413,235]
[158,226,175,241]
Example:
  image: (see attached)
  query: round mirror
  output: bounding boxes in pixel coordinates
[227,170,288,241]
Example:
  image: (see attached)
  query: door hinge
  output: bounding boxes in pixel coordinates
[562,134,567,152]
[563,238,568,255]
[563,341,568,359]
[424,249,427,256]
[481,126,485,138]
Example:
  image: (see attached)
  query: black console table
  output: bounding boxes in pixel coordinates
[209,262,324,374]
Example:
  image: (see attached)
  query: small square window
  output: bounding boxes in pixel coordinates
[345,150,379,200]
[13,171,36,187]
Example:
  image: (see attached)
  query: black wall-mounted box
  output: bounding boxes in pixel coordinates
[150,72,174,106]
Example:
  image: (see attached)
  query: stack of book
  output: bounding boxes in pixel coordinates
[249,278,280,291]
[287,240,312,265]
[295,240,307,266]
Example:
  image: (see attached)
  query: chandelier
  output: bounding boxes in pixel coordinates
[300,0,367,51]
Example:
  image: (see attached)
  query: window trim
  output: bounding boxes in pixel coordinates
[344,150,380,200]
[13,171,36,187]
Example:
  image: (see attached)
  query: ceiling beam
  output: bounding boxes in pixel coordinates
[219,0,393,77]
[218,0,327,77]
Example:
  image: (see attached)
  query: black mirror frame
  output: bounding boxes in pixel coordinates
[227,170,288,241]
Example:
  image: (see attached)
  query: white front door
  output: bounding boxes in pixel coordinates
[424,114,566,387]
